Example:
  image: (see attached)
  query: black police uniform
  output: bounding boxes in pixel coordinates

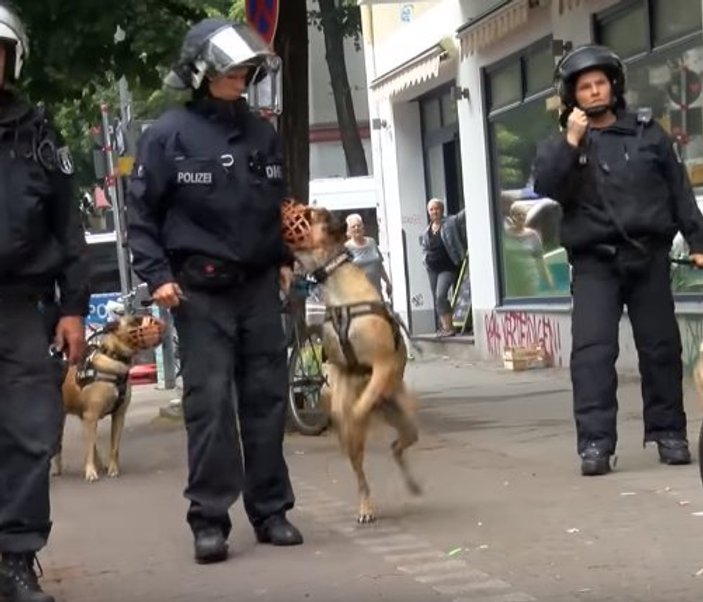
[534,109,703,455]
[0,90,89,552]
[127,96,295,538]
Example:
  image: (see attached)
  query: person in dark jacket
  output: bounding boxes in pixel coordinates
[126,18,301,564]
[534,44,703,476]
[419,199,467,337]
[0,4,89,601]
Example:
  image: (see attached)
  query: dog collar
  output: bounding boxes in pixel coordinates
[311,250,352,284]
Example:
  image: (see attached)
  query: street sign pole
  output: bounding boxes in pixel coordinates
[99,103,131,299]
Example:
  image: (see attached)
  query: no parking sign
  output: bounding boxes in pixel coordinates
[246,0,279,45]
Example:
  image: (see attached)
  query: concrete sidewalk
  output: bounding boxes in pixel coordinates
[41,355,703,602]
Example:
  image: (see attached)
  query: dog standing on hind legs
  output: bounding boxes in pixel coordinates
[51,314,164,482]
[284,201,422,523]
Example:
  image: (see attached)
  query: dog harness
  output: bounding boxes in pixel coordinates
[324,302,402,374]
[75,345,130,411]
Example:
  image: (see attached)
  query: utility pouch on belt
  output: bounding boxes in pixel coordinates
[178,255,247,291]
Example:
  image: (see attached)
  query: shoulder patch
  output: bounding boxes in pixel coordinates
[636,107,653,125]
[56,146,74,175]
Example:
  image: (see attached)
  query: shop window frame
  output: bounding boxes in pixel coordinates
[482,35,566,305]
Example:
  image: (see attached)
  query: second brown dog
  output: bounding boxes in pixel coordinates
[51,314,164,482]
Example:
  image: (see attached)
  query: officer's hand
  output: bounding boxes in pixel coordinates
[691,254,703,269]
[566,107,589,147]
[279,266,294,295]
[153,282,184,309]
[55,316,85,365]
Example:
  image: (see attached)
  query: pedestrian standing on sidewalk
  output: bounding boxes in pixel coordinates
[127,18,302,565]
[533,44,703,476]
[419,199,467,337]
[344,213,392,298]
[0,3,89,600]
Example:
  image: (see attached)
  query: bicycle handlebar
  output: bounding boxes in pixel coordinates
[671,255,696,266]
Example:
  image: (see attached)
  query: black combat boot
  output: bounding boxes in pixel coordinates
[193,528,228,564]
[580,442,612,476]
[656,435,691,465]
[254,515,303,546]
[0,553,54,602]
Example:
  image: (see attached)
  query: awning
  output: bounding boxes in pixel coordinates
[458,0,546,58]
[370,45,447,100]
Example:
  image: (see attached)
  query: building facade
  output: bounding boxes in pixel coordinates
[361,0,703,373]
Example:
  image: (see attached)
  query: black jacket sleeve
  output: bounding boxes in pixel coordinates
[45,129,90,317]
[126,127,175,292]
[657,128,703,254]
[268,125,295,268]
[533,135,582,204]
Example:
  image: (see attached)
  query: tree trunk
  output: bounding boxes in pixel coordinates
[318,0,368,177]
[274,0,310,202]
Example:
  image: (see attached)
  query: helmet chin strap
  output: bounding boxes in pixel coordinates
[583,105,611,117]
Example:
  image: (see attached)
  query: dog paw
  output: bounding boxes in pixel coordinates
[357,512,376,524]
[107,464,120,478]
[84,468,100,482]
[406,478,423,497]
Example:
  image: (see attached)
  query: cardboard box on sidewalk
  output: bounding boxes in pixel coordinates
[502,345,553,371]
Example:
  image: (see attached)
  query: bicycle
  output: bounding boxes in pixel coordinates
[671,254,703,486]
[283,277,329,436]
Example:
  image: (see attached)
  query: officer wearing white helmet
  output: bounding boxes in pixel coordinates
[0,3,89,601]
[126,18,300,565]
[534,44,703,476]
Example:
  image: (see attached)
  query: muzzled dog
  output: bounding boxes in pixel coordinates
[282,201,422,523]
[51,314,165,482]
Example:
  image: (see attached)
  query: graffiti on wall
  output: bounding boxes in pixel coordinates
[484,311,565,367]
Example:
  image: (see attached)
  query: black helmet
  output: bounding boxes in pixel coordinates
[164,18,277,91]
[555,44,626,116]
[0,3,28,83]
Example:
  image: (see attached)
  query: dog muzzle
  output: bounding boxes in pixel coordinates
[281,198,313,251]
[124,316,165,350]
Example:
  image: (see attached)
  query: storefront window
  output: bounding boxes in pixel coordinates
[596,1,703,295]
[598,2,648,59]
[490,102,566,299]
[652,0,701,46]
[486,39,569,300]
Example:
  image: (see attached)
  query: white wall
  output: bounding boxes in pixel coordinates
[310,139,373,179]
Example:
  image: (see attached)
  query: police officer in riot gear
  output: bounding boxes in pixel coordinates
[0,3,89,601]
[534,44,703,476]
[127,18,301,564]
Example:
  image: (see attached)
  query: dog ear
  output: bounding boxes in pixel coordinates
[326,213,347,244]
[103,321,119,333]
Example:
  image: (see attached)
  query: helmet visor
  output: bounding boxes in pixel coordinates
[202,26,273,75]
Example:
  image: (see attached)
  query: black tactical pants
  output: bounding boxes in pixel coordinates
[570,252,686,454]
[0,297,63,553]
[173,268,294,537]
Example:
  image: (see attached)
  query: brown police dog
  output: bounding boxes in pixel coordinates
[51,314,164,482]
[289,205,421,523]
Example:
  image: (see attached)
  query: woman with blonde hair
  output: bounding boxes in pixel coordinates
[344,213,393,298]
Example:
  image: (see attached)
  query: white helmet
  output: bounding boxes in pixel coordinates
[0,4,28,82]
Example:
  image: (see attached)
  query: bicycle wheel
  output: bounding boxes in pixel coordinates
[288,325,329,436]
